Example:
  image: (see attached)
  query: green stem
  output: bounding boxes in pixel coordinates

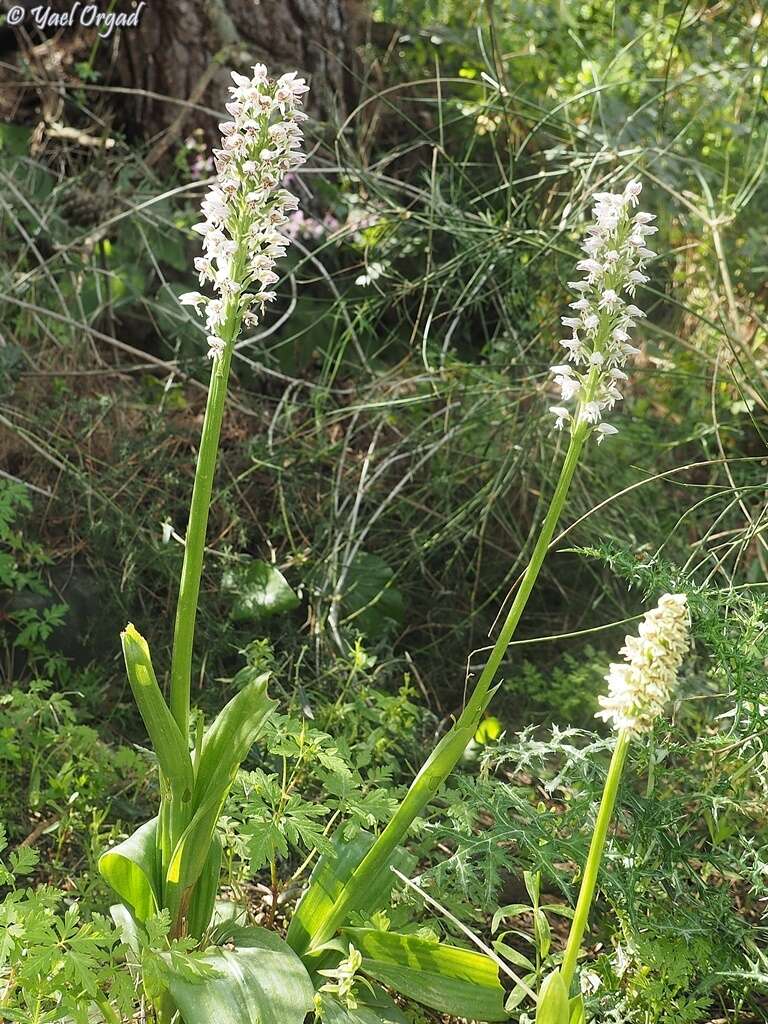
[302,422,588,951]
[560,728,631,993]
[95,995,121,1024]
[169,324,238,739]
[463,419,589,710]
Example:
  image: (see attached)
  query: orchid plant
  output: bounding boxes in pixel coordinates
[534,594,690,1024]
[99,63,688,1024]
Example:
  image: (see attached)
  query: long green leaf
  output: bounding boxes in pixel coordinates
[98,816,160,924]
[166,926,314,1024]
[193,673,276,805]
[121,624,194,800]
[535,970,570,1024]
[569,994,586,1024]
[165,677,276,921]
[165,783,228,922]
[360,985,410,1023]
[286,828,414,958]
[186,836,222,939]
[294,684,499,954]
[343,927,508,1022]
[316,991,408,1023]
[122,623,195,874]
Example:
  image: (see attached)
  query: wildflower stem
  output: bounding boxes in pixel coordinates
[560,728,631,993]
[169,324,237,739]
[469,419,589,703]
[167,64,307,739]
[298,421,589,951]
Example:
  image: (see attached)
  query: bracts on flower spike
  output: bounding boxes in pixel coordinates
[549,178,657,444]
[180,64,309,359]
[596,592,689,734]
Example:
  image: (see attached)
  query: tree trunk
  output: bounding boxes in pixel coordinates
[108,0,362,140]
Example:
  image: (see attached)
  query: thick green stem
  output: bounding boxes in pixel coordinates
[169,331,237,739]
[560,728,631,992]
[304,422,588,950]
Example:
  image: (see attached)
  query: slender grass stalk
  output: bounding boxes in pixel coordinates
[559,728,630,992]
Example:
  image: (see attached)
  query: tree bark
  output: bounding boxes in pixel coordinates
[108,0,361,139]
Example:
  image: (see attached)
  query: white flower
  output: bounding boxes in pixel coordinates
[596,593,689,734]
[598,289,621,311]
[580,970,602,995]
[583,313,600,334]
[206,335,226,359]
[549,177,655,441]
[550,406,571,430]
[623,179,643,205]
[188,65,308,358]
[580,401,603,424]
[355,261,386,287]
[560,336,584,361]
[594,423,618,444]
[551,365,581,402]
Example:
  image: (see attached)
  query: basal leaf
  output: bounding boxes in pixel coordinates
[316,990,409,1023]
[186,836,222,940]
[286,828,414,959]
[193,674,276,805]
[120,624,194,801]
[165,677,275,921]
[569,993,586,1024]
[99,817,160,925]
[343,927,509,1022]
[166,926,314,1024]
[535,970,570,1024]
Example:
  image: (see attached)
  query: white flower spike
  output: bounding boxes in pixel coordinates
[186,66,309,358]
[596,593,689,734]
[550,179,656,439]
